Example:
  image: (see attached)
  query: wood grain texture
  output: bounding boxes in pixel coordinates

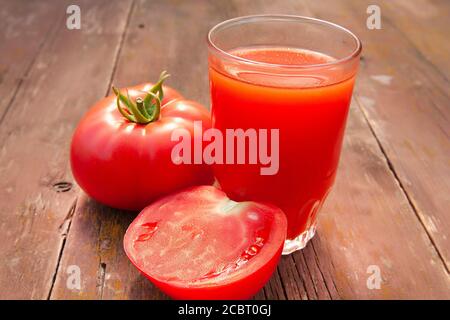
[1,0,449,300]
[49,0,449,300]
[210,0,450,299]
[312,104,449,299]
[51,0,315,300]
[379,0,450,265]
[384,0,450,80]
[0,0,63,116]
[50,0,226,300]
[0,0,132,299]
[305,0,450,270]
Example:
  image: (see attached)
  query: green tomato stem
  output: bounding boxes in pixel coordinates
[112,71,169,124]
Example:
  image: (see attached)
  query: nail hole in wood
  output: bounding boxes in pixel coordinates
[53,181,72,192]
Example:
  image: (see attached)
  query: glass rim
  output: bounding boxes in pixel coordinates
[207,14,362,69]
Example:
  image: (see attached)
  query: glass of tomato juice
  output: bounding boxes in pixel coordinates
[207,15,361,254]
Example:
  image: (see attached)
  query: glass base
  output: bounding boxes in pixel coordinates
[282,224,317,255]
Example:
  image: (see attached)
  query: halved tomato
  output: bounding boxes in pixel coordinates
[123,186,287,300]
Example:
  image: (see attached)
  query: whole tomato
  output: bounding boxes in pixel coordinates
[71,71,213,210]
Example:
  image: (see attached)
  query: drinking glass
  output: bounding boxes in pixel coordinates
[207,15,361,254]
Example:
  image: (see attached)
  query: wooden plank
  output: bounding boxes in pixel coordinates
[52,0,311,301]
[0,0,63,116]
[378,0,450,261]
[263,268,287,300]
[111,0,234,107]
[0,0,133,299]
[217,0,340,300]
[50,0,231,300]
[311,105,450,299]
[227,0,450,299]
[276,255,309,300]
[298,0,450,299]
[383,0,450,80]
[50,195,169,300]
[50,0,450,300]
[305,0,450,270]
[51,0,333,301]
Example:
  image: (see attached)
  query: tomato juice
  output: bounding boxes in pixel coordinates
[209,47,357,242]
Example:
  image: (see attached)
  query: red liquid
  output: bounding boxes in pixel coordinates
[209,47,356,239]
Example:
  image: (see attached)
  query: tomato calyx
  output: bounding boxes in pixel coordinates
[111,71,170,124]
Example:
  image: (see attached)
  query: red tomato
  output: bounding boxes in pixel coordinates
[123,186,287,300]
[71,72,213,210]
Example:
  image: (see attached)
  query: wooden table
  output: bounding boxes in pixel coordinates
[0,0,448,300]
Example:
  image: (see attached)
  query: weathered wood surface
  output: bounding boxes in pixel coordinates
[306,0,450,270]
[0,0,63,116]
[383,0,450,80]
[0,0,448,300]
[0,0,133,299]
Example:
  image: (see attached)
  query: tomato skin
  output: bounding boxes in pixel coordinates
[123,186,287,300]
[147,245,283,300]
[70,84,214,211]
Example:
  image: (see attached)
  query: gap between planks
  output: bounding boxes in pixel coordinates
[43,0,448,300]
[104,0,136,97]
[346,0,450,272]
[0,2,77,299]
[46,199,78,299]
[46,0,136,300]
[310,240,339,298]
[355,95,449,274]
[304,0,450,278]
[309,241,338,299]
[0,7,66,126]
[301,0,450,294]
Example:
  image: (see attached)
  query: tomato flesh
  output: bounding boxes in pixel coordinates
[124,186,287,299]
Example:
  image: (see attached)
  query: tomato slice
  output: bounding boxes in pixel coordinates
[123,186,287,300]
